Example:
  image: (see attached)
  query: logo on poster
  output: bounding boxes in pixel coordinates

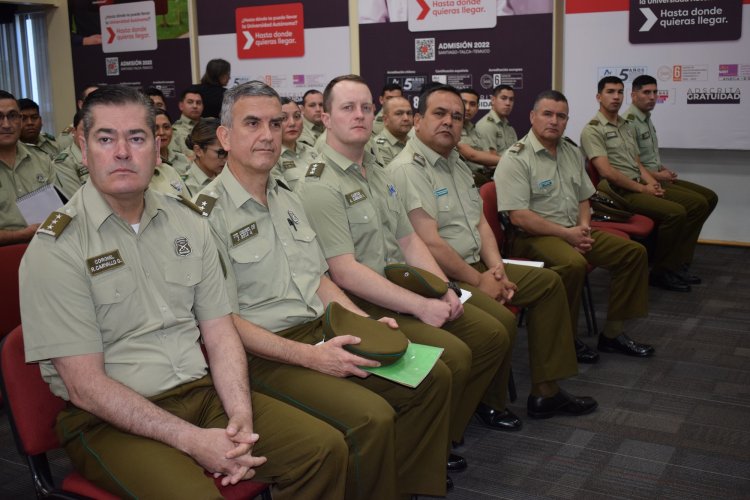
[718,64,750,81]
[656,89,673,104]
[597,66,647,83]
[480,74,493,89]
[657,66,672,81]
[686,87,740,104]
[415,38,435,61]
[106,57,120,76]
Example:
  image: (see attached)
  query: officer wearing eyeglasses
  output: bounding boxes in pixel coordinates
[0,90,62,245]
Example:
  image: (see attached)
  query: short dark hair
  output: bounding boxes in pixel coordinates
[302,89,323,107]
[81,85,155,139]
[322,74,368,112]
[597,76,624,93]
[280,96,294,106]
[17,98,39,112]
[187,117,221,150]
[380,83,402,96]
[145,86,166,99]
[492,84,513,96]
[201,59,231,86]
[632,74,657,91]
[180,85,203,101]
[416,84,462,115]
[533,90,568,109]
[459,88,479,100]
[78,84,99,102]
[0,90,17,102]
[154,108,172,122]
[72,110,82,129]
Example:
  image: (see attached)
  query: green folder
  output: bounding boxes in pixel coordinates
[362,342,443,388]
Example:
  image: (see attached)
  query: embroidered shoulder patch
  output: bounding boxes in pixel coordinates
[376,137,387,145]
[508,142,524,154]
[193,194,218,217]
[305,162,326,178]
[413,153,426,167]
[588,119,599,126]
[37,211,73,239]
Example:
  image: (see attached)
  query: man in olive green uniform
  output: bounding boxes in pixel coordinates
[626,74,717,276]
[373,95,413,166]
[54,111,89,200]
[298,89,325,147]
[298,75,508,475]
[372,83,403,135]
[581,77,700,292]
[56,85,99,151]
[390,84,597,420]
[457,89,500,187]
[0,90,62,245]
[19,98,60,158]
[18,85,347,500]
[171,85,203,159]
[476,84,518,155]
[497,89,654,359]
[198,81,451,500]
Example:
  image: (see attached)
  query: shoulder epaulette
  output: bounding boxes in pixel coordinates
[305,162,326,178]
[61,125,75,135]
[413,153,426,167]
[508,142,524,154]
[486,115,496,123]
[36,210,74,239]
[563,136,578,147]
[193,193,218,217]
[375,115,383,122]
[376,137,387,145]
[54,152,69,163]
[588,119,599,126]
[42,132,56,141]
[626,113,636,121]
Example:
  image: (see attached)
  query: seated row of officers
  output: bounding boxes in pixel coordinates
[1,72,716,498]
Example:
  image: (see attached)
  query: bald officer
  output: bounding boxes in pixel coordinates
[19,85,347,499]
[197,80,450,500]
[0,90,62,245]
[475,84,518,156]
[626,74,716,280]
[372,95,413,167]
[298,75,509,475]
[389,84,596,421]
[496,89,654,359]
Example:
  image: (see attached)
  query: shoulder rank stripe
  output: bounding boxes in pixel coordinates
[508,142,524,154]
[306,162,325,178]
[413,153,426,167]
[588,119,599,125]
[37,211,73,239]
[193,194,218,217]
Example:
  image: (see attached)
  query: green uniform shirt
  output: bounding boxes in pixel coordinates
[199,168,327,332]
[170,115,198,158]
[25,133,61,158]
[373,128,407,167]
[580,111,641,179]
[298,144,413,276]
[372,109,385,135]
[460,120,490,173]
[299,116,325,148]
[162,150,191,177]
[495,132,594,228]
[625,104,661,171]
[150,163,188,197]
[475,109,517,154]
[53,143,88,200]
[270,142,318,191]
[388,136,483,264]
[20,183,230,400]
[56,127,75,151]
[0,142,59,230]
[183,161,213,198]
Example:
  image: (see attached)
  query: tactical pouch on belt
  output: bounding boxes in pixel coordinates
[384,263,448,298]
[322,302,408,365]
[590,189,634,223]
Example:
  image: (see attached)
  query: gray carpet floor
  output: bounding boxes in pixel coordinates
[1,244,748,499]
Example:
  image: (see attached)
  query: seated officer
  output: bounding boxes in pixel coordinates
[372,82,403,135]
[183,118,225,197]
[298,89,325,147]
[456,88,500,187]
[626,74,717,281]
[496,89,654,360]
[581,76,698,292]
[372,95,413,167]
[298,74,509,478]
[171,85,204,160]
[0,90,61,245]
[197,81,451,499]
[18,98,60,158]
[270,97,319,190]
[19,85,347,499]
[54,110,89,200]
[389,84,597,421]
[475,84,518,156]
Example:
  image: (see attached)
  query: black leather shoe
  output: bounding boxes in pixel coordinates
[447,453,467,472]
[675,267,701,285]
[598,333,655,357]
[447,475,454,491]
[575,338,600,364]
[649,270,691,292]
[475,403,523,431]
[527,389,598,419]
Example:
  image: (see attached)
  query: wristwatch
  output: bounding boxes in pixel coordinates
[446,280,462,298]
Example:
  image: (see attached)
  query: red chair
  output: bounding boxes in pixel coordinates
[0,326,270,500]
[0,242,27,407]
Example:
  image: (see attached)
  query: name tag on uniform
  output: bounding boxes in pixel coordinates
[538,179,553,189]
[87,250,125,276]
[641,131,650,139]
[606,131,618,139]
[345,189,367,205]
[434,187,449,197]
[230,222,259,246]
[282,160,296,170]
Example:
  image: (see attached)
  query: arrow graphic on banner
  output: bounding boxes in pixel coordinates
[107,27,116,44]
[417,0,430,20]
[639,8,658,32]
[243,31,255,50]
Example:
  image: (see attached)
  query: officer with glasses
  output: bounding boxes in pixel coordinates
[184,118,227,197]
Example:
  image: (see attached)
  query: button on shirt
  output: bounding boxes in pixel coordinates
[200,167,327,333]
[298,144,413,276]
[20,183,230,400]
[388,136,483,264]
[580,111,641,179]
[495,132,594,228]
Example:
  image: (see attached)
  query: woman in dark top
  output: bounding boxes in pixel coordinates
[197,58,231,118]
